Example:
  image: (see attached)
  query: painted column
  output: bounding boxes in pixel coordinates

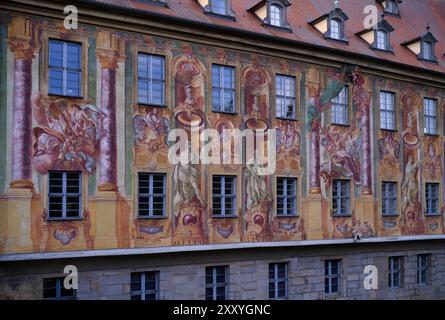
[361,100,372,195]
[307,67,322,195]
[8,17,35,189]
[96,31,123,192]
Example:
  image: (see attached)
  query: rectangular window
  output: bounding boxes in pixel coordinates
[276,74,296,119]
[425,183,439,215]
[382,182,397,216]
[380,91,396,130]
[212,176,236,216]
[424,98,438,135]
[276,177,297,216]
[48,171,82,220]
[332,179,350,216]
[205,266,228,300]
[388,256,402,288]
[130,271,160,300]
[268,263,288,300]
[43,277,76,300]
[211,0,227,15]
[416,254,430,285]
[48,39,82,97]
[137,53,166,106]
[212,64,235,113]
[325,260,341,294]
[331,86,349,125]
[376,30,387,50]
[138,173,166,218]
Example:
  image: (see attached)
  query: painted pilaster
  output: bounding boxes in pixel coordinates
[8,16,35,190]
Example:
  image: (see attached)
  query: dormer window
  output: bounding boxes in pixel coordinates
[199,0,235,19]
[377,0,400,16]
[357,16,394,52]
[211,0,228,15]
[376,30,388,50]
[249,0,291,31]
[270,4,283,27]
[309,6,349,43]
[330,19,341,40]
[402,25,438,63]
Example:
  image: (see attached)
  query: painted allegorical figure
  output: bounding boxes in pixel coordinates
[31,92,104,174]
[173,161,205,214]
[133,110,170,151]
[246,161,271,210]
[401,155,422,210]
[378,132,400,167]
[424,142,441,179]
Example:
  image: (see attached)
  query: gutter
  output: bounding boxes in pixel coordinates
[1,234,445,262]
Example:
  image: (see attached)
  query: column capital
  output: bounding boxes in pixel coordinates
[96,31,125,70]
[7,16,36,61]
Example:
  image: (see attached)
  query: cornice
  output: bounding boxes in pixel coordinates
[1,0,445,89]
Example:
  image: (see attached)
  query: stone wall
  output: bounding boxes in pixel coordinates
[1,241,445,300]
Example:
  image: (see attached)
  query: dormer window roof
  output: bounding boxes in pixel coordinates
[377,0,401,17]
[197,0,235,19]
[357,15,394,53]
[402,25,438,63]
[309,6,349,43]
[249,0,291,31]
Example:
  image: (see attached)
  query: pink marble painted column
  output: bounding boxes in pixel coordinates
[361,102,372,195]
[9,45,35,189]
[98,59,118,192]
[309,126,321,194]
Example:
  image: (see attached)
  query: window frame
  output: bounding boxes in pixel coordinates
[416,254,430,285]
[275,74,297,120]
[136,52,167,107]
[43,277,76,300]
[381,181,398,216]
[425,182,440,216]
[269,4,283,27]
[332,179,351,216]
[324,259,341,294]
[380,91,397,131]
[130,271,160,300]
[388,256,403,288]
[331,85,350,126]
[268,262,288,300]
[211,64,237,114]
[211,175,237,217]
[423,98,438,136]
[47,171,82,221]
[137,172,167,218]
[276,177,298,217]
[205,265,228,300]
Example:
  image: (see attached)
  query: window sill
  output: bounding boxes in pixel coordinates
[211,215,238,219]
[47,93,85,100]
[276,214,299,218]
[275,116,298,122]
[380,128,398,133]
[324,36,349,45]
[370,46,395,55]
[425,213,441,217]
[47,217,83,222]
[424,133,440,137]
[331,213,352,218]
[211,110,238,116]
[382,214,399,218]
[331,122,350,128]
[137,216,168,220]
[137,103,168,109]
[204,11,236,22]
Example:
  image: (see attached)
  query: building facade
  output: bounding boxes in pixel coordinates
[1,0,445,300]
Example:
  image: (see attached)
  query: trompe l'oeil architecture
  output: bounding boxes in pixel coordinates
[1,0,445,300]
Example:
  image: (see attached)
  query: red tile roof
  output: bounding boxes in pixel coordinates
[91,0,445,74]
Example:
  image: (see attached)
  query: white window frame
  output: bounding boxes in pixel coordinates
[276,177,297,216]
[137,53,166,106]
[130,271,160,300]
[330,18,341,40]
[268,262,288,300]
[138,173,167,218]
[424,98,438,135]
[331,86,349,125]
[270,4,283,27]
[382,182,397,216]
[332,179,350,216]
[275,74,296,120]
[212,64,236,113]
[212,175,237,217]
[48,171,82,220]
[205,266,228,300]
[425,183,440,216]
[48,39,82,97]
[380,91,396,130]
[376,30,388,50]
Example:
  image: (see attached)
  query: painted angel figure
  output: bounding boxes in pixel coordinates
[246,161,271,210]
